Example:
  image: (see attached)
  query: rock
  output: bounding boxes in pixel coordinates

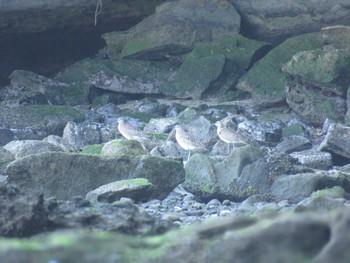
[290,150,333,170]
[276,135,311,154]
[0,184,48,237]
[121,0,240,59]
[5,152,184,200]
[0,129,14,146]
[86,178,155,203]
[321,25,350,46]
[237,119,283,146]
[3,208,350,262]
[286,80,346,125]
[47,195,171,235]
[62,121,114,151]
[101,139,148,156]
[0,105,84,140]
[4,140,63,159]
[184,145,269,201]
[0,0,165,33]
[7,70,90,105]
[271,172,325,203]
[0,148,14,174]
[318,123,350,160]
[236,32,323,107]
[231,0,350,41]
[295,196,345,213]
[144,117,177,133]
[282,123,306,137]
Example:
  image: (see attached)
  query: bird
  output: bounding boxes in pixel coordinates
[214,120,246,154]
[117,118,150,146]
[174,125,206,161]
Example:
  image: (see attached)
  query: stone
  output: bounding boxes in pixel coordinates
[318,123,350,160]
[236,32,323,107]
[4,140,63,159]
[295,196,345,213]
[101,139,148,156]
[0,148,14,174]
[271,172,325,203]
[286,81,346,126]
[184,145,268,201]
[290,150,333,170]
[237,119,283,146]
[231,0,350,41]
[0,184,47,237]
[86,178,155,203]
[5,152,184,200]
[0,129,14,146]
[276,135,311,154]
[121,0,240,59]
[0,105,84,140]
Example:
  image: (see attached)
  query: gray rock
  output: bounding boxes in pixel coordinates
[62,121,114,151]
[143,117,177,133]
[101,139,148,156]
[184,145,268,201]
[318,123,350,159]
[4,140,63,159]
[121,0,240,59]
[237,119,283,146]
[290,150,332,170]
[0,105,84,140]
[276,135,311,154]
[0,148,14,174]
[86,178,155,203]
[231,0,350,41]
[5,152,184,200]
[0,129,14,146]
[271,172,325,203]
[295,196,345,212]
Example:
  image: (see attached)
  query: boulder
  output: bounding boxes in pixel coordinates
[121,0,240,59]
[5,152,184,200]
[275,135,311,154]
[0,148,14,174]
[0,105,84,140]
[290,150,333,170]
[86,178,155,203]
[184,145,269,201]
[101,139,148,156]
[4,140,63,159]
[0,129,14,146]
[231,0,350,41]
[236,32,323,107]
[271,172,325,203]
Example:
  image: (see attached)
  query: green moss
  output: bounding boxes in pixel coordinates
[240,32,323,106]
[121,41,155,58]
[149,133,168,140]
[81,144,104,155]
[15,105,84,120]
[108,178,153,188]
[311,186,345,199]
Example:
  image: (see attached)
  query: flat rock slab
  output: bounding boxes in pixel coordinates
[5,152,184,200]
[86,178,155,203]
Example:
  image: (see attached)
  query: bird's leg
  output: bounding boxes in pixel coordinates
[187,150,191,162]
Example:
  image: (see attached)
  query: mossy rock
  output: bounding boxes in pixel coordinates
[81,144,104,155]
[0,148,14,173]
[311,186,345,199]
[101,139,148,156]
[237,32,323,107]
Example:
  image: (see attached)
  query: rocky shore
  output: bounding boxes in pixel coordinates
[1,0,350,262]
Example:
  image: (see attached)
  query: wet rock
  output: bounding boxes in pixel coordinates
[86,178,155,203]
[237,119,283,146]
[121,0,240,59]
[0,105,84,140]
[290,150,332,170]
[4,140,63,159]
[276,135,311,154]
[231,0,350,41]
[271,172,325,203]
[236,32,323,107]
[0,184,48,237]
[101,139,148,156]
[318,123,350,160]
[5,152,184,200]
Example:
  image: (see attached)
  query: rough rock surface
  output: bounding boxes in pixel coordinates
[4,140,63,159]
[5,152,184,200]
